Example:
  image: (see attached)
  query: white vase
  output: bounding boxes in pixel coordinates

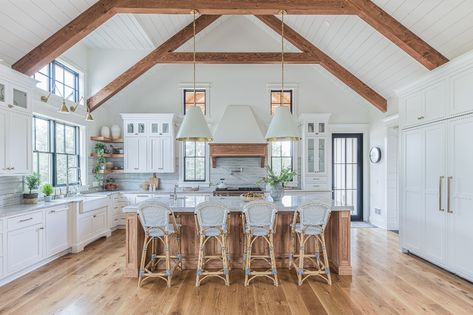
[111,125,121,139]
[101,126,111,138]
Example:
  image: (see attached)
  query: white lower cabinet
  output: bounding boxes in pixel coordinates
[6,213,44,274]
[45,205,70,257]
[401,114,473,281]
[77,207,108,246]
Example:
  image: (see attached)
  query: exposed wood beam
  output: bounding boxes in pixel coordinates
[12,0,117,76]
[346,0,448,70]
[257,15,387,112]
[87,15,220,112]
[114,0,355,15]
[158,52,319,64]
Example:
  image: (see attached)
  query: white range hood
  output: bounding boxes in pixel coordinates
[212,105,266,143]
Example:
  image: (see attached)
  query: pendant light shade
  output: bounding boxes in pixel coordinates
[265,10,301,142]
[176,9,213,142]
[85,110,94,121]
[176,107,212,142]
[265,106,301,141]
[58,100,69,113]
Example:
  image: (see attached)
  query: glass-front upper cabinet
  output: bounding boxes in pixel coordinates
[150,121,170,136]
[306,137,326,174]
[126,121,146,136]
[0,83,5,105]
[12,88,28,110]
[307,121,326,135]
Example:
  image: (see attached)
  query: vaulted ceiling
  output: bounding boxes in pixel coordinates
[2,0,473,110]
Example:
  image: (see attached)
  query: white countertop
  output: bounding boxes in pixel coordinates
[123,194,353,213]
[0,195,108,218]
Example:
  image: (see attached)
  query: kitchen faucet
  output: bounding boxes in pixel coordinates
[66,166,82,197]
[171,184,178,200]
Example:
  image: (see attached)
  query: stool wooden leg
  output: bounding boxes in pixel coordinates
[298,233,305,286]
[289,229,296,270]
[164,235,172,288]
[196,235,204,287]
[138,234,149,287]
[269,233,278,286]
[321,233,332,285]
[221,235,230,286]
[244,234,251,287]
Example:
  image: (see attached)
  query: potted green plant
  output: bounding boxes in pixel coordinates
[24,173,41,204]
[41,183,54,202]
[259,166,296,201]
[94,142,107,180]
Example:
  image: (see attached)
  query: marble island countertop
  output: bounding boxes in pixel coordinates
[123,194,353,213]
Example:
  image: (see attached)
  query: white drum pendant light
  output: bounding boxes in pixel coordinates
[176,10,213,142]
[265,10,301,142]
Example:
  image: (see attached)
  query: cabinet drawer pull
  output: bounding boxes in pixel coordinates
[19,217,33,222]
[439,176,444,211]
[49,210,56,214]
[39,227,44,230]
[8,104,14,108]
[93,215,97,218]
[417,116,425,120]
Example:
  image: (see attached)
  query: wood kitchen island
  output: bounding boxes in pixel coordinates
[123,194,352,277]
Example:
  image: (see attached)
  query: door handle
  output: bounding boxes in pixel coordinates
[439,176,444,211]
[447,176,453,213]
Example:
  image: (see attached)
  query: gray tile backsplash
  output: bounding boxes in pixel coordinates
[0,177,24,207]
[91,157,269,191]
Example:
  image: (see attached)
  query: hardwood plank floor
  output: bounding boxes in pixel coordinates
[1,228,472,315]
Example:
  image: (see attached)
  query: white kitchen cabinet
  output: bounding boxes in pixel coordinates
[149,136,173,173]
[300,114,331,191]
[45,205,70,257]
[0,219,3,278]
[8,111,32,175]
[445,115,473,280]
[0,108,32,176]
[77,208,108,245]
[400,114,473,281]
[6,214,44,274]
[124,137,147,172]
[450,66,473,115]
[122,114,176,174]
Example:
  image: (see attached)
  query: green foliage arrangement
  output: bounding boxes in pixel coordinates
[25,173,41,193]
[94,143,107,180]
[259,166,296,187]
[41,183,54,196]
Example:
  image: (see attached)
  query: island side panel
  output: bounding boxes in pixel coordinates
[125,213,144,277]
[325,210,352,275]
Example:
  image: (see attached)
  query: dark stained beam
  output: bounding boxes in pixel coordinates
[257,15,387,112]
[12,0,117,76]
[114,0,356,15]
[87,15,220,112]
[346,0,448,70]
[158,52,319,64]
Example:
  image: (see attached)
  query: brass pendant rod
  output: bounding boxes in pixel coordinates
[280,10,286,107]
[192,9,197,108]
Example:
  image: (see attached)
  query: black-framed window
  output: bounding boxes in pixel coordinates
[184,142,206,182]
[271,90,292,114]
[184,89,206,114]
[270,141,293,175]
[33,116,81,187]
[33,60,80,102]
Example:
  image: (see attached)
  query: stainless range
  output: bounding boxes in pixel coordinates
[213,187,263,197]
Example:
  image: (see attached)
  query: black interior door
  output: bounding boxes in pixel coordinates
[332,133,363,221]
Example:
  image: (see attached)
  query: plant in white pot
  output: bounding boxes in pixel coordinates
[23,173,41,204]
[259,166,296,201]
[41,183,54,202]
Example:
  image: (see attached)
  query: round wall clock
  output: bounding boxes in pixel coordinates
[370,147,382,163]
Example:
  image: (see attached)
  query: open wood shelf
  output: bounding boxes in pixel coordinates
[90,136,124,143]
[96,169,124,174]
[90,153,124,158]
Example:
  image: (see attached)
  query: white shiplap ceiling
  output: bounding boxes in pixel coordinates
[1,0,473,97]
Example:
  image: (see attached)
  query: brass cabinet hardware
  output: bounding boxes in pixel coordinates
[439,176,445,211]
[447,176,453,213]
